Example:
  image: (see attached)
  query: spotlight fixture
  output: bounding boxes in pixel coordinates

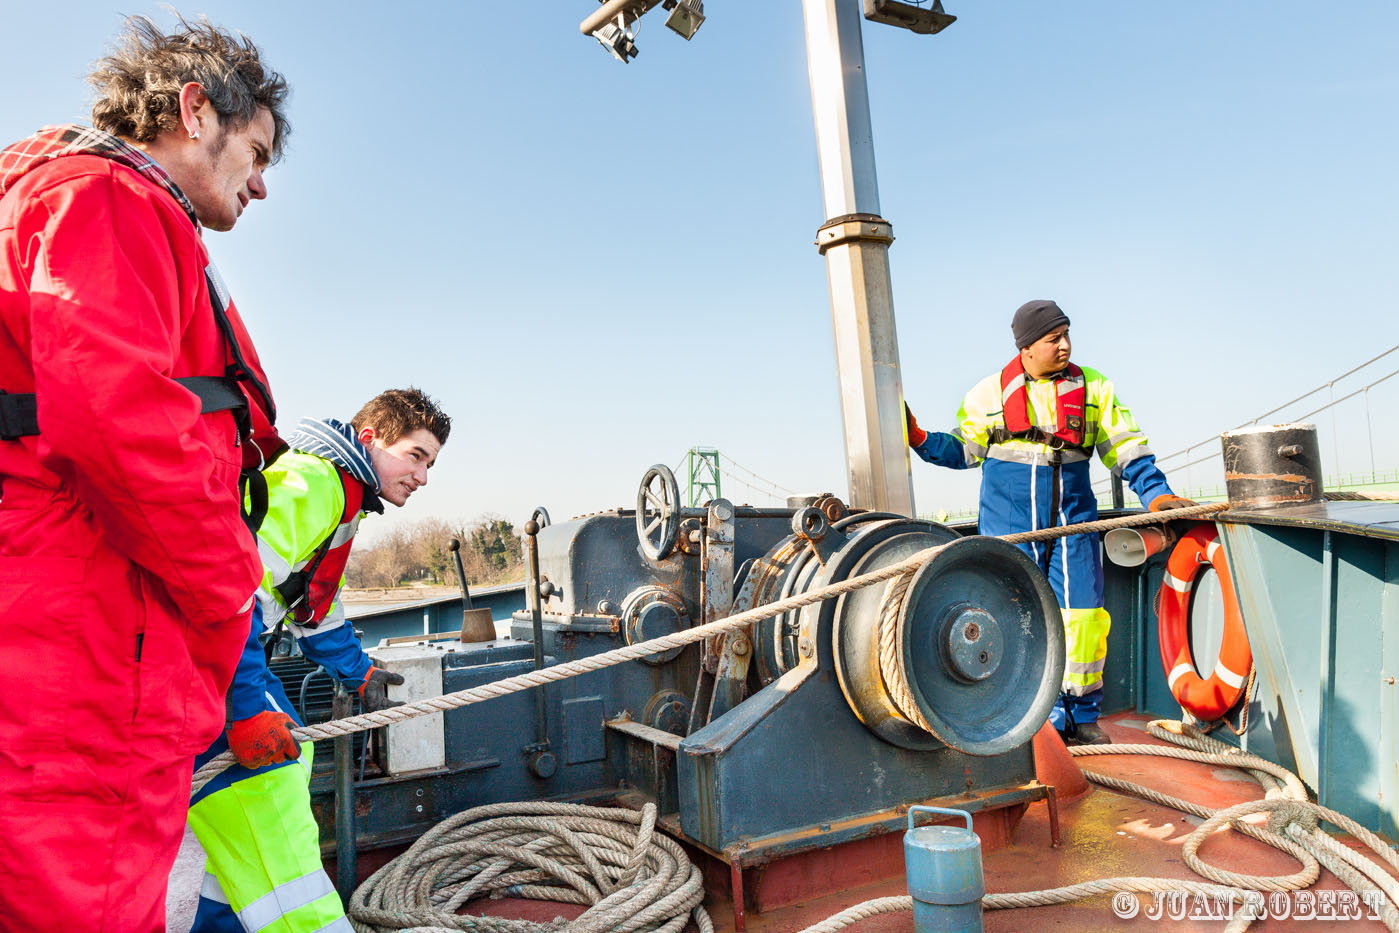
[580,0,704,63]
[662,0,705,41]
[593,19,639,63]
[862,0,955,35]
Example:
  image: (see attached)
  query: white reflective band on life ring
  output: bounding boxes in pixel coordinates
[1214,663,1247,690]
[1163,572,1192,593]
[1167,663,1195,690]
[1206,539,1221,562]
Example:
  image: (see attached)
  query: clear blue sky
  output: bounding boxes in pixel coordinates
[4,2,1396,538]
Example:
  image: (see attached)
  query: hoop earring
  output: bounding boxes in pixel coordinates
[188,130,199,140]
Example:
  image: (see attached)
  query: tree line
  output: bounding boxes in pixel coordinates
[344,515,524,589]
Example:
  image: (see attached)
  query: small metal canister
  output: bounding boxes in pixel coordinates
[904,805,984,933]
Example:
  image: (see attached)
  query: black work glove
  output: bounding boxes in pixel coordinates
[357,665,406,712]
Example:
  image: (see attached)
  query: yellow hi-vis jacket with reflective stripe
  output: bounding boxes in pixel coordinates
[953,364,1160,479]
[252,451,373,688]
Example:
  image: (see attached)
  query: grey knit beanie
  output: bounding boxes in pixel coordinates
[1011,300,1070,349]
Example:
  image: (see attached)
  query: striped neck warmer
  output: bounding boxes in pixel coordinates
[286,418,381,500]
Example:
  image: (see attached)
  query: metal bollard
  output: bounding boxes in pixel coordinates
[1220,422,1323,508]
[905,805,984,933]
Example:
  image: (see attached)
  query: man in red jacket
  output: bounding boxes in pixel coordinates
[0,16,289,931]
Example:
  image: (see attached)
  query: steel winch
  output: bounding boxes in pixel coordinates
[441,462,1066,865]
[348,462,1063,910]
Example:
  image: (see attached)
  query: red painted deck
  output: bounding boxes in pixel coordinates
[341,713,1393,933]
[459,713,1392,932]
[691,713,1393,932]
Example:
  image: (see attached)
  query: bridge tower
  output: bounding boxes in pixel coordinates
[686,447,722,506]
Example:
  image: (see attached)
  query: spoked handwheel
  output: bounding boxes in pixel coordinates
[635,464,681,561]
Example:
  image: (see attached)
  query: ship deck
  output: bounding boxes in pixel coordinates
[168,712,1394,931]
[448,714,1392,933]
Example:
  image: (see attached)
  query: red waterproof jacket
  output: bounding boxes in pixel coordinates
[0,154,273,759]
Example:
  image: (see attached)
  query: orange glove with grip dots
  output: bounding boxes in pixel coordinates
[227,711,300,769]
[1149,494,1199,512]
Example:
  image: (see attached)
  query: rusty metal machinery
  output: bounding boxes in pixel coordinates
[342,462,1062,909]
[505,464,1062,866]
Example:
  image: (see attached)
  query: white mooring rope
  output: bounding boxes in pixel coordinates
[345,801,710,933]
[798,720,1399,933]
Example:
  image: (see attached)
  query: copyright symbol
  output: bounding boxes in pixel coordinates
[1112,892,1139,919]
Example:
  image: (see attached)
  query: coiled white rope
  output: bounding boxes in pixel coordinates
[797,720,1399,933]
[346,801,711,933]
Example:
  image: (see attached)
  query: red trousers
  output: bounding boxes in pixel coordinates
[0,502,243,932]
[0,744,191,931]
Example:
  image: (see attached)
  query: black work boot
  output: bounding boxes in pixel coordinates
[1066,722,1112,746]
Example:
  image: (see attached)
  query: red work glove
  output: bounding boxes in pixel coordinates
[358,665,406,712]
[1149,494,1200,512]
[904,402,928,448]
[228,711,300,768]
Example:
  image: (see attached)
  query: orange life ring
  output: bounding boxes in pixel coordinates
[1156,524,1252,720]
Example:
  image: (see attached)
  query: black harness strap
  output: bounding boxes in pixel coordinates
[272,536,336,628]
[0,375,247,441]
[241,468,270,535]
[203,269,276,428]
[987,421,1091,453]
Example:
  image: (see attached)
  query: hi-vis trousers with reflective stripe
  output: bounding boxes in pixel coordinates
[190,738,351,933]
[1010,518,1112,729]
[188,653,352,933]
[1053,606,1112,729]
[975,458,1113,728]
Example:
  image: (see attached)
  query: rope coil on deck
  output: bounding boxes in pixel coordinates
[798,720,1399,933]
[346,801,711,933]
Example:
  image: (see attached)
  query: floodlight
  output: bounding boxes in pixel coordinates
[662,0,704,40]
[862,0,956,35]
[593,20,639,63]
[580,0,705,62]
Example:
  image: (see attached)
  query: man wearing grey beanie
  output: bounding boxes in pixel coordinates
[905,300,1194,746]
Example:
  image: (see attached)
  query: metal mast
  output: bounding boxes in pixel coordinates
[801,0,914,516]
[579,0,949,515]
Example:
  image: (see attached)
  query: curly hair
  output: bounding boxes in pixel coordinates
[89,14,290,162]
[352,388,452,448]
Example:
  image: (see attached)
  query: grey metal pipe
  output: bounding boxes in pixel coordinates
[524,520,548,745]
[580,0,663,35]
[802,0,915,516]
[332,684,356,902]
